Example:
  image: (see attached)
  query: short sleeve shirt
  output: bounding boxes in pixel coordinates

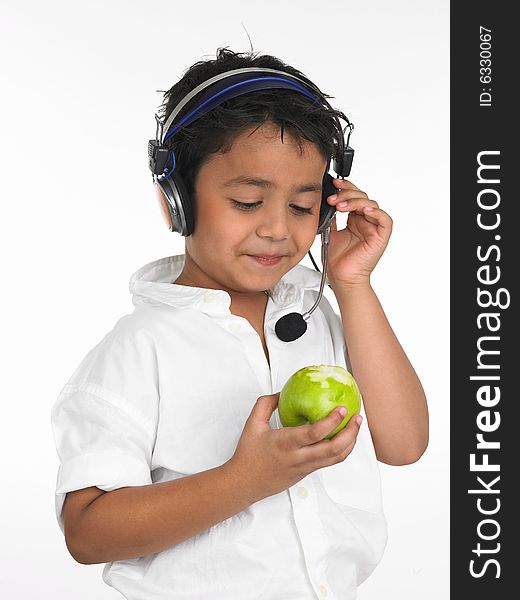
[51,254,387,600]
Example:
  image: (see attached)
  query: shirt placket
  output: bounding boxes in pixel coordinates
[288,474,336,600]
[265,299,336,600]
[206,291,336,598]
[217,315,274,394]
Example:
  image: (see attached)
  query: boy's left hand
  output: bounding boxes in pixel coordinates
[325,178,393,288]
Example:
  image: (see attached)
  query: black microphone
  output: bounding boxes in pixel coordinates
[274,224,331,342]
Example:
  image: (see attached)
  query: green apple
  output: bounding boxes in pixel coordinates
[278,364,361,440]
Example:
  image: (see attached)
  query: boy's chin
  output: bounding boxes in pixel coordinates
[237,260,295,291]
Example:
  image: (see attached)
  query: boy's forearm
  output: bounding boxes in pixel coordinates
[69,461,256,565]
[331,281,429,465]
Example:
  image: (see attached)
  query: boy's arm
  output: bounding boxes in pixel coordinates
[324,180,428,465]
[64,461,255,565]
[332,281,429,465]
[63,394,361,565]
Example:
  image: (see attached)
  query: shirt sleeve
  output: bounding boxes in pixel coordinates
[50,320,160,535]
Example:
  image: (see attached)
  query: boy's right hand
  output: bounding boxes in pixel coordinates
[227,392,362,502]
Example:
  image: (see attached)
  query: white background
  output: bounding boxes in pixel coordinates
[0,0,449,598]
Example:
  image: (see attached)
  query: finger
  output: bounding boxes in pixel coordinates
[358,207,393,233]
[327,413,363,449]
[294,406,349,446]
[249,393,280,427]
[334,198,380,214]
[331,178,365,193]
[326,180,368,205]
[301,414,363,468]
[327,189,370,204]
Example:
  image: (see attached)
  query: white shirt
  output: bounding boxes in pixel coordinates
[51,254,387,600]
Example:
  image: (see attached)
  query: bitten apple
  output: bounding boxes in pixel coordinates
[278,364,361,440]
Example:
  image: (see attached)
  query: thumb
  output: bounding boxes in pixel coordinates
[249,393,280,427]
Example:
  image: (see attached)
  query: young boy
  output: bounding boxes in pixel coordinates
[51,47,428,599]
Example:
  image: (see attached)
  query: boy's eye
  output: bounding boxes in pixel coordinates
[230,200,314,215]
[231,200,261,210]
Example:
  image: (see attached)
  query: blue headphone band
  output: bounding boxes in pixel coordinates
[163,77,320,143]
[160,67,328,139]
[159,75,327,182]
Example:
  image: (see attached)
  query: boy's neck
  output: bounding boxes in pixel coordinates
[173,255,269,305]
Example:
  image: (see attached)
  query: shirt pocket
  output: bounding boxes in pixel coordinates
[318,423,383,514]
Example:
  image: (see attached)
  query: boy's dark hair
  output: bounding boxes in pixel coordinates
[156,47,349,200]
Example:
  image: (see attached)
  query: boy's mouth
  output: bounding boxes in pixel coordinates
[247,255,284,266]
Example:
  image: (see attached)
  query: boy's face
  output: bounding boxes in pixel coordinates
[184,121,327,296]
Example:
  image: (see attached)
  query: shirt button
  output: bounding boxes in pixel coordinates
[297,486,308,499]
[229,322,242,333]
[319,584,328,596]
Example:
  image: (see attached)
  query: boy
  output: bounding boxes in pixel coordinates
[51,47,428,599]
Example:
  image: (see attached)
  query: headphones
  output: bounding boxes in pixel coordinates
[148,67,354,237]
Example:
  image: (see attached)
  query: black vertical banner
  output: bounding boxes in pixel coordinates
[451,2,515,597]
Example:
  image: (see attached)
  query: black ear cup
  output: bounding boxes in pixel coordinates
[318,172,337,234]
[154,173,195,236]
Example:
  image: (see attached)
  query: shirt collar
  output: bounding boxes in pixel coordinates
[129,253,327,313]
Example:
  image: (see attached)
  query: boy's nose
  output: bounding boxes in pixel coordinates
[255,206,290,241]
